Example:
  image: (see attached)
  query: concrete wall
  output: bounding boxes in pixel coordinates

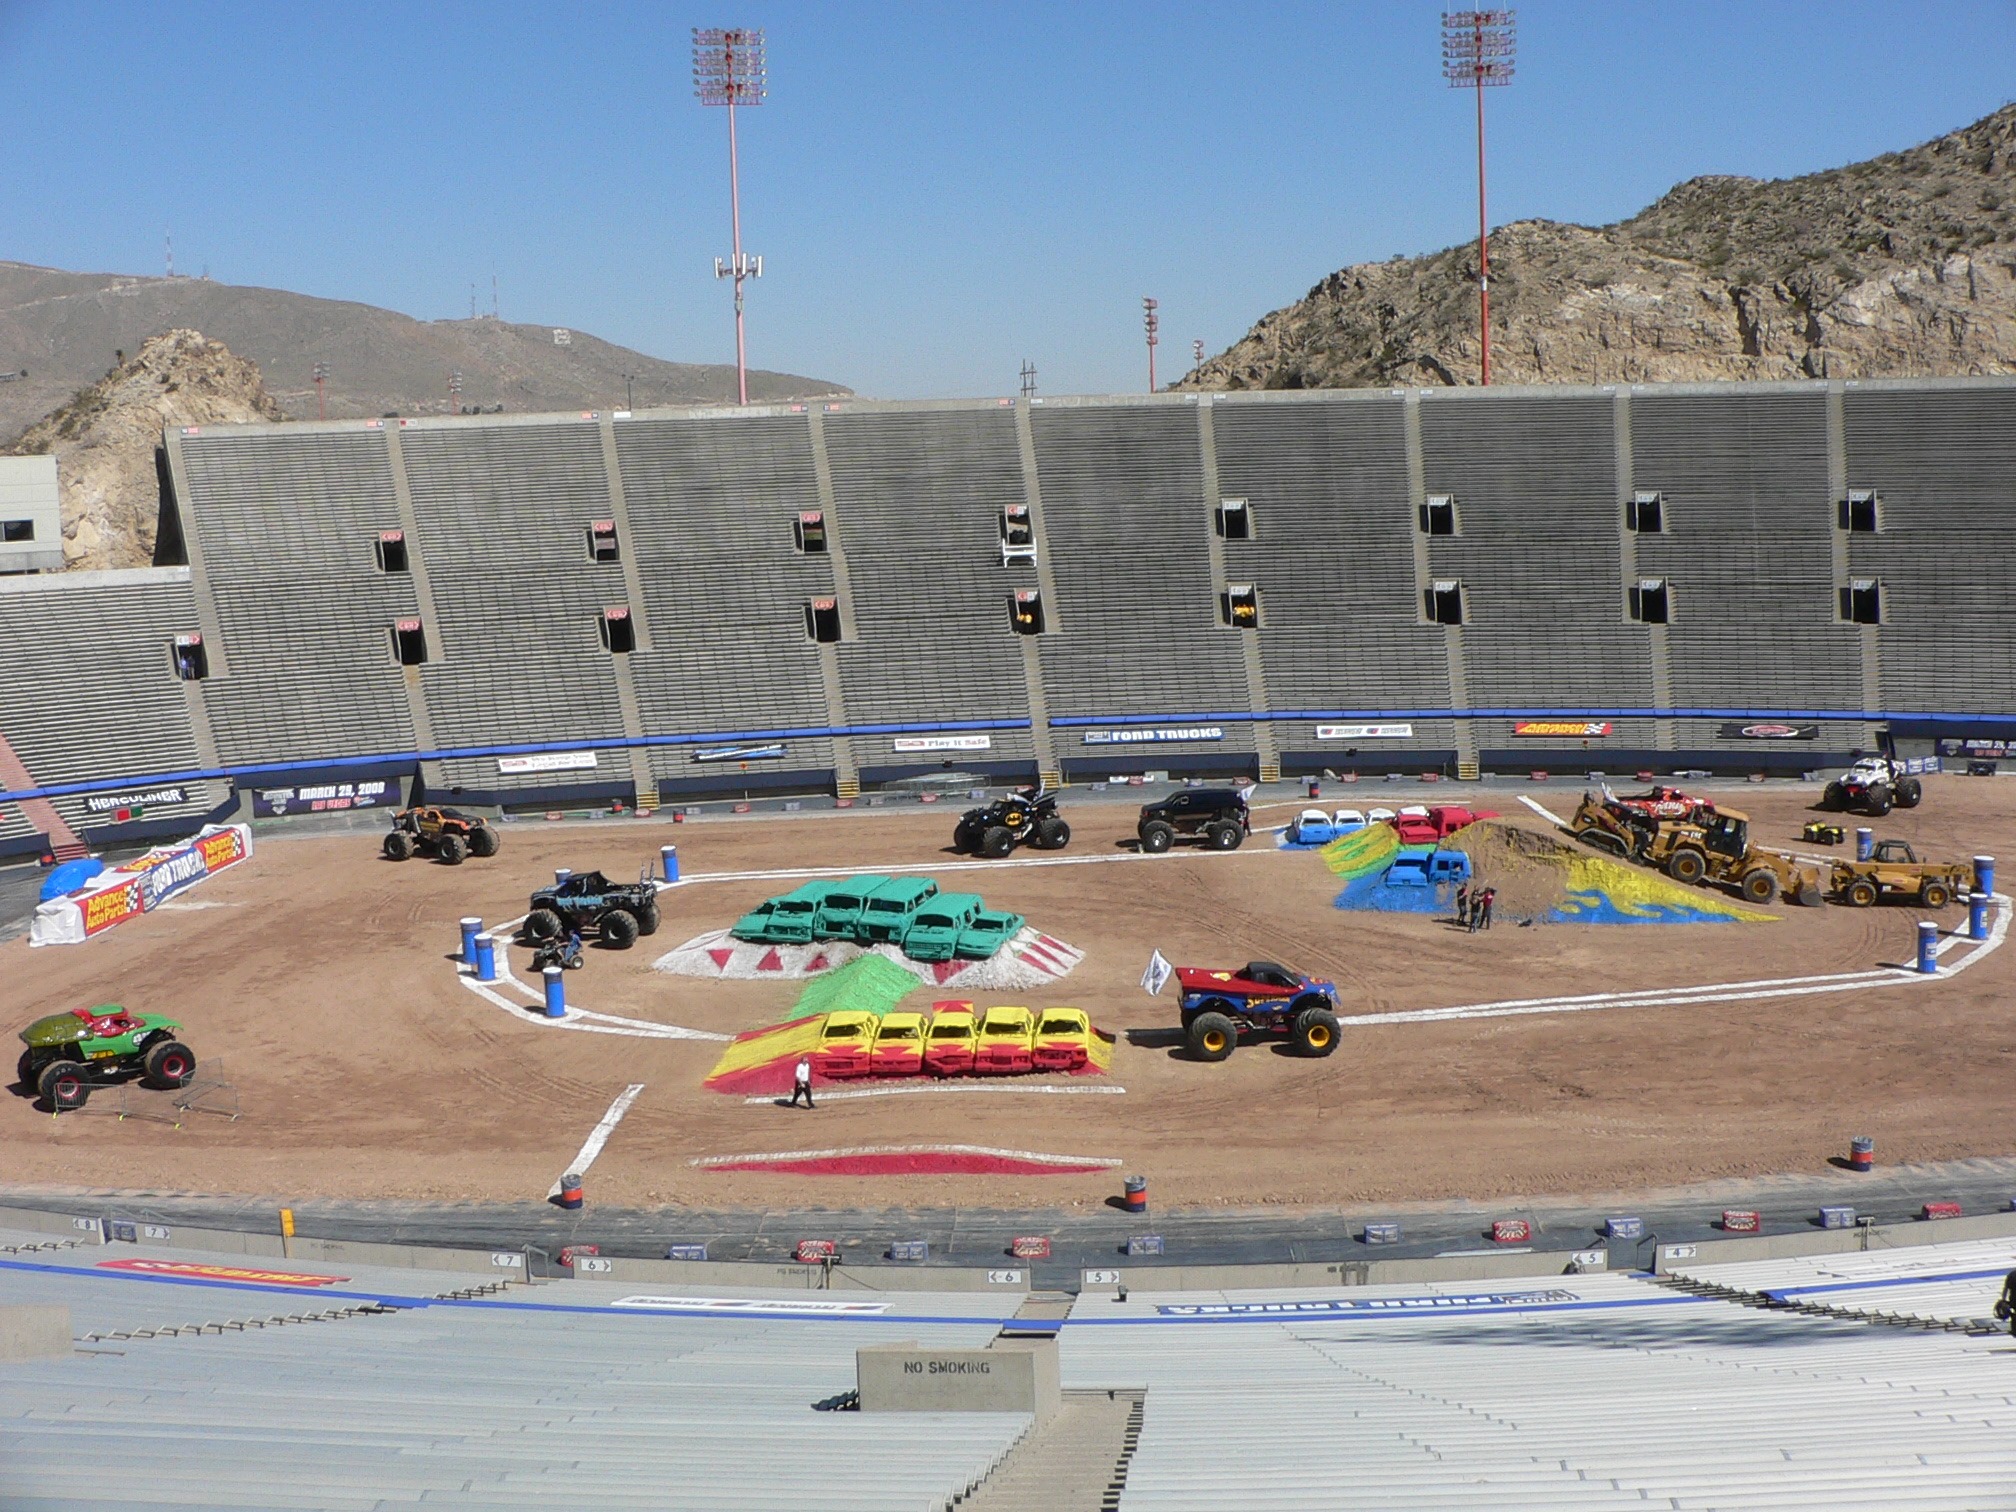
[1655,1210,2016,1272]
[571,1255,1033,1292]
[858,1335,1059,1418]
[0,1304,73,1360]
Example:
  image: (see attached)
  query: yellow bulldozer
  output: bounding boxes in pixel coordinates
[1567,793,1824,906]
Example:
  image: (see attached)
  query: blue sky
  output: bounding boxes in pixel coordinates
[4,2,2010,398]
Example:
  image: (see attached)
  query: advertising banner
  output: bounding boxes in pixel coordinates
[892,735,994,753]
[83,785,189,814]
[1717,722,1820,740]
[498,751,598,775]
[1512,721,1612,738]
[1937,738,2016,759]
[1315,724,1414,740]
[250,779,395,818]
[691,744,787,764]
[1083,726,1225,745]
[30,823,253,947]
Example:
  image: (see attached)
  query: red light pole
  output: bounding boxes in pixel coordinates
[1441,10,1516,386]
[1143,297,1159,393]
[693,27,766,406]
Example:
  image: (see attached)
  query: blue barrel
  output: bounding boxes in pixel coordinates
[543,965,566,1017]
[459,916,482,962]
[1123,1175,1147,1213]
[474,933,498,982]
[1849,1135,1874,1171]
[555,867,572,887]
[1976,855,1996,897]
[1855,827,1874,861]
[1917,920,1939,974]
[661,844,679,883]
[557,1172,584,1210]
[1970,892,1990,941]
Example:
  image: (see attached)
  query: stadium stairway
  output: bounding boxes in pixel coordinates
[0,729,86,861]
[954,1388,1144,1512]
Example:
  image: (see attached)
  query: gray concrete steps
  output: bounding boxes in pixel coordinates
[954,1388,1143,1512]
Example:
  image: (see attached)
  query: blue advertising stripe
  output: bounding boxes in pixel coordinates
[1762,1265,2014,1302]
[0,1256,1016,1328]
[1064,1293,1718,1325]
[2,705,2007,805]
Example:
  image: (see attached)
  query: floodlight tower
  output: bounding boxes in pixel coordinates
[693,27,767,406]
[313,362,329,421]
[1441,9,1516,385]
[1143,297,1160,393]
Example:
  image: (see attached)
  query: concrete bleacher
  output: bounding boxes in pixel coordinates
[7,379,2016,823]
[614,411,845,792]
[1211,394,1463,765]
[0,567,217,845]
[1667,1235,2016,1328]
[172,426,423,767]
[824,406,1042,775]
[1029,402,1256,773]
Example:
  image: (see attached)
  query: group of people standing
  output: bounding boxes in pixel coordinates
[1453,883,1496,932]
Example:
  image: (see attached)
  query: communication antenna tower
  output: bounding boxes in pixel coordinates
[1019,360,1036,399]
[1143,297,1160,393]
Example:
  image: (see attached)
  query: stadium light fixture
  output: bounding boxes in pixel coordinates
[1441,9,1516,386]
[1143,297,1160,394]
[693,26,767,406]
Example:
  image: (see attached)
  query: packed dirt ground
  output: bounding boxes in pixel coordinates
[6,778,2013,1215]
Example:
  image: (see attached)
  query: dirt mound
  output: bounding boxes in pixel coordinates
[1447,820,1588,923]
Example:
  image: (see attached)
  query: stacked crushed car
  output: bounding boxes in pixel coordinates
[731,876,1025,962]
[813,1000,1103,1080]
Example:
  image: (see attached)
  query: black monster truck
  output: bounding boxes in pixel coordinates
[383,806,501,865]
[522,870,661,950]
[1137,788,1252,853]
[952,787,1070,858]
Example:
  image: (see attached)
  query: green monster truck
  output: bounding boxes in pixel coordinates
[16,1006,197,1111]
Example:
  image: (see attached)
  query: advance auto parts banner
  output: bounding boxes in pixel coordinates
[30,824,252,947]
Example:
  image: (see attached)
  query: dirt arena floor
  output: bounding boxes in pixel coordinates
[7,778,2014,1214]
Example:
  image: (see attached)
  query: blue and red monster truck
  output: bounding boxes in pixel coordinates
[1175,962,1342,1062]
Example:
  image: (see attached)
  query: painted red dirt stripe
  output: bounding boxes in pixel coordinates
[701,1150,1117,1176]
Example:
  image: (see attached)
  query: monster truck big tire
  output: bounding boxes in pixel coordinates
[952,821,980,854]
[469,826,501,857]
[1920,880,1953,910]
[436,833,469,866]
[981,826,1015,859]
[1187,1011,1237,1063]
[382,830,416,861]
[37,1060,89,1111]
[1844,878,1880,908]
[523,907,564,942]
[1139,821,1175,854]
[1033,817,1070,850]
[1895,777,1923,809]
[1740,868,1780,905]
[1293,1007,1341,1058]
[636,902,661,936]
[1820,781,1845,811]
[16,1049,37,1089]
[142,1039,197,1090]
[600,909,641,949]
[1864,784,1892,817]
[1666,848,1708,886]
[1206,821,1243,851]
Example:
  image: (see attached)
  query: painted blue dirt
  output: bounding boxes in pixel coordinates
[1331,873,1461,915]
[1547,889,1747,926]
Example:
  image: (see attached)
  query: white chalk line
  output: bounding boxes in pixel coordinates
[1517,793,1569,827]
[1347,892,2009,1027]
[454,910,730,1042]
[546,1083,646,1198]
[692,1142,1124,1170]
[741,1081,1127,1105]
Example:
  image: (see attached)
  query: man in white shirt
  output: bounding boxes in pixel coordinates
[790,1057,815,1109]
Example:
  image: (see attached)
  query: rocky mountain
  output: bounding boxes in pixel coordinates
[1181,104,2016,391]
[8,330,283,572]
[0,261,849,443]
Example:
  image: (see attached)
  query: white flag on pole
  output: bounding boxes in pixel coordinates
[1141,949,1173,997]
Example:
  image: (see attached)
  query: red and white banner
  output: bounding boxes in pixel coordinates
[30,823,252,947]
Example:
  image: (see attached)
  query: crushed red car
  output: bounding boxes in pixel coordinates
[1387,805,1499,845]
[1608,785,1714,824]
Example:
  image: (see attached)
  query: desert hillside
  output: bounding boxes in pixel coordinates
[1181,104,2016,390]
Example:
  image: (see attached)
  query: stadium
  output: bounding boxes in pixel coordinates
[6,374,2016,1508]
